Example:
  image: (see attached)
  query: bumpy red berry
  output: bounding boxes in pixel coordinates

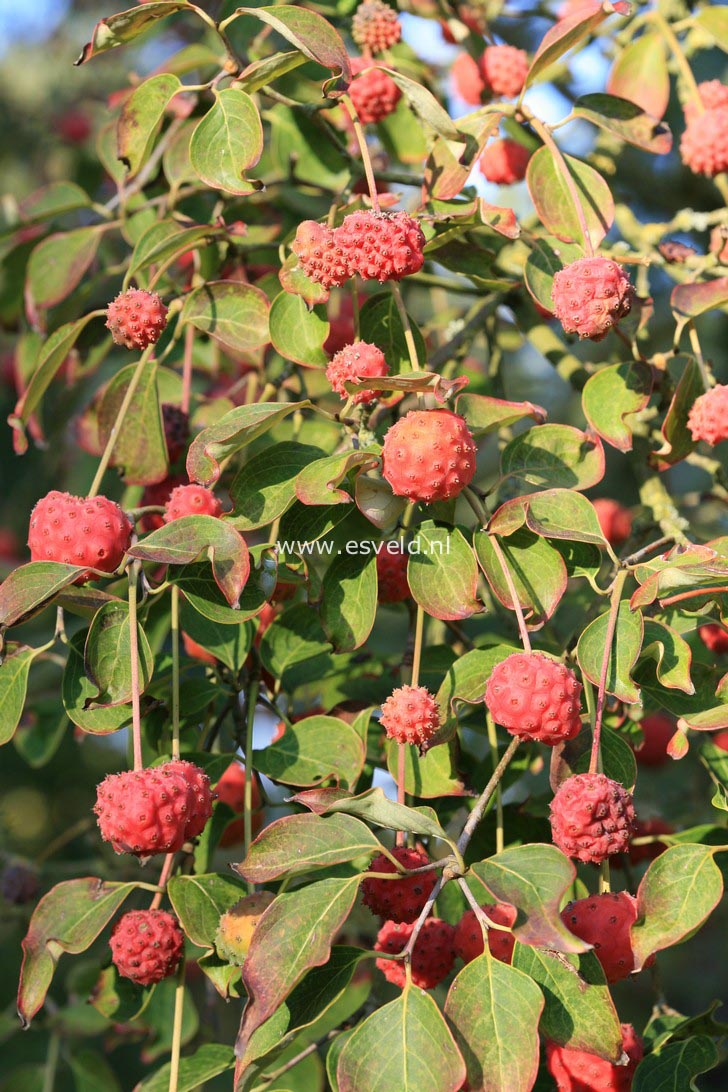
[551,257,634,341]
[362,846,437,923]
[164,484,223,522]
[687,385,728,446]
[215,892,274,964]
[161,404,190,463]
[546,1023,643,1092]
[453,903,516,965]
[352,0,401,53]
[94,760,213,856]
[291,220,351,289]
[479,138,531,184]
[561,892,652,983]
[376,544,410,603]
[684,80,728,122]
[452,52,485,105]
[349,58,402,125]
[699,623,728,654]
[480,45,529,99]
[485,652,582,745]
[326,341,389,404]
[381,409,477,502]
[338,210,425,282]
[680,108,728,176]
[634,713,675,767]
[550,773,635,864]
[106,288,168,351]
[593,498,632,547]
[713,730,728,752]
[375,918,456,989]
[109,909,183,986]
[28,491,132,582]
[182,632,217,665]
[380,685,441,749]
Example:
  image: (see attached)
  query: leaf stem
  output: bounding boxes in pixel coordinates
[87,348,153,498]
[167,957,186,1092]
[486,712,504,854]
[128,560,144,772]
[389,282,419,372]
[244,668,261,894]
[150,852,176,910]
[588,570,628,776]
[488,533,532,652]
[181,324,195,415]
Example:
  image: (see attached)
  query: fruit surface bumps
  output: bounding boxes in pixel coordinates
[349,58,401,125]
[380,684,441,748]
[381,409,477,502]
[453,903,517,965]
[681,107,728,176]
[485,652,582,745]
[326,341,389,404]
[109,909,184,985]
[106,288,168,351]
[551,257,634,341]
[352,0,401,53]
[480,44,529,98]
[164,484,223,522]
[337,210,425,282]
[550,772,635,864]
[375,918,456,989]
[28,491,132,582]
[687,385,728,446]
[561,891,650,982]
[362,845,436,923]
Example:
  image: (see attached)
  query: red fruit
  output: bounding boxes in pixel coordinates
[593,498,632,547]
[550,773,635,864]
[337,210,425,282]
[699,623,728,654]
[164,484,223,522]
[713,729,728,752]
[106,288,168,351]
[349,58,402,125]
[216,762,264,847]
[551,257,634,341]
[362,845,437,923]
[161,404,190,463]
[109,909,184,986]
[57,109,92,144]
[625,817,673,866]
[375,918,456,989]
[28,491,132,582]
[685,80,728,122]
[139,475,186,531]
[381,409,477,502]
[453,903,516,965]
[182,632,217,665]
[376,543,410,603]
[352,0,401,53]
[452,53,485,105]
[94,760,213,856]
[561,892,651,982]
[479,45,529,99]
[326,341,389,404]
[546,1023,643,1092]
[291,220,351,289]
[380,685,441,748]
[479,139,531,184]
[687,385,728,446]
[633,713,675,767]
[680,107,728,176]
[485,652,582,745]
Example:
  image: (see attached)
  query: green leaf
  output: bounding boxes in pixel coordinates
[512,945,622,1060]
[0,646,35,745]
[237,50,307,95]
[379,67,460,140]
[630,845,725,970]
[189,88,263,195]
[489,489,608,549]
[18,879,136,1026]
[237,813,381,883]
[697,6,728,51]
[294,786,448,842]
[551,726,637,793]
[500,425,605,494]
[181,281,270,355]
[386,738,466,799]
[118,73,182,176]
[633,1036,720,1092]
[425,110,500,201]
[359,292,426,372]
[572,93,672,154]
[408,523,480,621]
[232,6,350,79]
[179,601,252,671]
[68,1048,122,1092]
[26,228,101,311]
[526,147,613,249]
[127,220,224,284]
[167,873,247,950]
[577,600,642,703]
[457,393,546,436]
[187,401,310,486]
[653,356,702,469]
[471,845,590,953]
[582,361,652,452]
[137,1045,235,1092]
[237,876,361,1051]
[321,551,377,652]
[525,3,614,89]
[229,442,322,531]
[17,181,91,223]
[270,292,329,367]
[62,631,132,734]
[640,619,694,694]
[98,358,167,486]
[75,2,190,65]
[129,517,250,608]
[296,450,379,506]
[0,562,86,629]
[259,603,332,675]
[84,602,153,707]
[337,987,465,1092]
[607,32,670,118]
[174,560,270,625]
[445,955,543,1092]
[254,716,365,789]
[474,529,567,625]
[524,236,584,313]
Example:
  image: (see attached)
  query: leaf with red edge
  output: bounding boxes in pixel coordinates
[26,228,102,312]
[128,516,250,608]
[458,393,546,435]
[118,73,182,177]
[296,450,380,507]
[474,528,568,626]
[572,93,672,154]
[186,401,310,485]
[75,2,190,65]
[525,3,620,90]
[343,371,468,403]
[236,813,380,883]
[236,876,360,1053]
[653,356,703,469]
[479,202,521,239]
[18,878,137,1026]
[425,112,501,201]
[500,425,606,494]
[582,361,652,452]
[0,562,87,629]
[181,281,270,355]
[672,278,728,320]
[607,32,669,119]
[278,253,330,305]
[233,6,350,81]
[527,147,614,248]
[489,489,608,549]
[408,523,481,622]
[189,90,263,197]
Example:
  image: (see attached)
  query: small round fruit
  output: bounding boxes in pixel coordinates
[381,409,477,503]
[110,909,184,986]
[362,845,437,923]
[549,773,635,865]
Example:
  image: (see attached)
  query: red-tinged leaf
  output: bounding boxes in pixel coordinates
[525,3,620,90]
[128,220,226,284]
[471,845,591,953]
[278,252,330,305]
[236,876,360,1052]
[607,32,669,119]
[355,476,408,531]
[337,988,466,1092]
[292,785,449,842]
[378,67,460,140]
[236,813,381,883]
[697,6,728,52]
[458,393,546,435]
[233,6,350,81]
[17,878,137,1026]
[572,93,672,154]
[296,451,380,506]
[75,2,190,65]
[342,371,468,403]
[524,236,584,312]
[577,600,643,703]
[189,89,263,196]
[445,955,543,1092]
[500,425,606,494]
[474,528,568,626]
[97,358,168,486]
[118,73,182,176]
[0,645,36,745]
[17,182,91,223]
[652,356,702,470]
[408,523,481,622]
[479,201,520,239]
[181,281,270,354]
[489,489,608,549]
[582,361,652,452]
[129,517,250,608]
[186,401,311,485]
[631,845,725,970]
[672,278,728,320]
[166,873,248,952]
[0,562,86,629]
[425,112,501,200]
[527,147,614,248]
[26,228,102,312]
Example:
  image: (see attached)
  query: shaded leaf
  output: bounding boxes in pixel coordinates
[237,813,380,883]
[0,646,36,745]
[259,603,332,676]
[84,602,154,707]
[551,726,636,793]
[293,786,448,842]
[187,402,309,486]
[524,236,584,313]
[379,67,460,140]
[489,489,608,550]
[582,362,652,452]
[26,228,101,311]
[62,631,132,735]
[500,425,605,494]
[359,292,426,373]
[229,441,322,531]
[653,356,702,469]
[98,358,167,486]
[641,619,694,694]
[181,281,270,354]
[577,601,643,703]
[475,528,567,625]
[254,716,365,789]
[573,93,671,154]
[386,738,466,799]
[0,562,86,629]
[321,551,377,652]
[137,1045,235,1092]
[633,1036,720,1092]
[527,147,613,249]
[167,873,247,951]
[270,292,329,367]
[408,523,481,621]
[118,73,182,176]
[174,560,270,625]
[234,5,350,80]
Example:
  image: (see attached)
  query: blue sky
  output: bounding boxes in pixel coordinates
[0,0,70,53]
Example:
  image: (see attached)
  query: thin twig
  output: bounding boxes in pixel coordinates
[588,570,628,775]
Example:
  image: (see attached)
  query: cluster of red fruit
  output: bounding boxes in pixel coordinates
[292,210,425,289]
[452,44,529,105]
